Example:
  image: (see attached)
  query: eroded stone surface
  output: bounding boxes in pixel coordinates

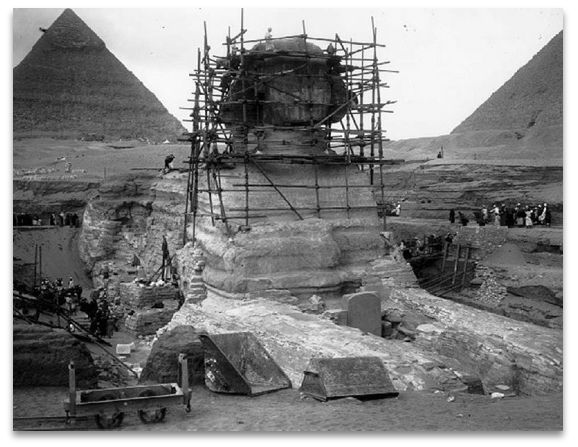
[165,293,469,393]
[389,287,562,395]
[140,325,205,386]
[195,218,387,297]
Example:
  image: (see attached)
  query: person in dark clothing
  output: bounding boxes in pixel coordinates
[515,206,525,227]
[505,206,515,228]
[164,154,175,173]
[545,207,552,226]
[449,209,455,224]
[96,300,110,337]
[458,211,469,226]
[500,204,507,226]
[161,236,170,280]
[83,295,99,334]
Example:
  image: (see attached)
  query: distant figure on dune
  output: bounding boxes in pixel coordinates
[449,208,455,224]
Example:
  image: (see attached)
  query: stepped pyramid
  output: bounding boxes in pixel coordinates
[452,31,562,134]
[13,9,186,142]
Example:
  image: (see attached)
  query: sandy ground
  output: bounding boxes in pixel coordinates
[12,385,563,432]
[13,138,188,179]
[12,138,564,181]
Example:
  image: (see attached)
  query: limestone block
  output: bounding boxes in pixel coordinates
[116,343,132,355]
[342,292,382,336]
[140,325,205,386]
[124,301,179,336]
[119,282,179,309]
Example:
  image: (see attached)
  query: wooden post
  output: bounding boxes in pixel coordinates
[314,161,321,218]
[244,153,250,226]
[68,361,76,417]
[183,137,194,246]
[461,246,471,287]
[441,241,449,273]
[38,245,42,283]
[344,159,351,219]
[33,244,38,289]
[179,353,191,412]
[451,245,461,286]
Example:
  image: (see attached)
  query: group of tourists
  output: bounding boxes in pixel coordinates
[33,276,82,319]
[449,202,552,228]
[13,211,81,227]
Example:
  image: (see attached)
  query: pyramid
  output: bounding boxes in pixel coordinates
[452,31,562,134]
[13,9,186,142]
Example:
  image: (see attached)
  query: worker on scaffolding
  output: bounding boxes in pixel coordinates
[264,27,274,51]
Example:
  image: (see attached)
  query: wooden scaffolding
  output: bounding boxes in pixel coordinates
[181,10,402,244]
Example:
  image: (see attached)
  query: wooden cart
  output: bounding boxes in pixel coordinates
[63,353,192,429]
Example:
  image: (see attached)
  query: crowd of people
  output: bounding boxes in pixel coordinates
[449,202,552,228]
[33,276,82,318]
[27,276,122,339]
[13,211,81,227]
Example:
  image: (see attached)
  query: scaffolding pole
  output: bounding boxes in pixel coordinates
[182,12,398,241]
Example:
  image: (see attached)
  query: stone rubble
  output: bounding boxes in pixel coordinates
[472,264,508,306]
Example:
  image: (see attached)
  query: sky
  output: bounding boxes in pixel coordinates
[12,7,562,141]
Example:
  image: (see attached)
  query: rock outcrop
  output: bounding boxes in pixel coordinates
[378,161,562,221]
[140,325,205,386]
[389,287,562,395]
[13,178,100,214]
[195,217,387,298]
[78,171,187,295]
[166,294,468,393]
[13,9,186,142]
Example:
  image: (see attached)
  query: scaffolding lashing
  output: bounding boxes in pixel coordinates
[183,10,399,243]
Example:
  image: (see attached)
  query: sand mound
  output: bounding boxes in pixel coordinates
[484,242,526,266]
